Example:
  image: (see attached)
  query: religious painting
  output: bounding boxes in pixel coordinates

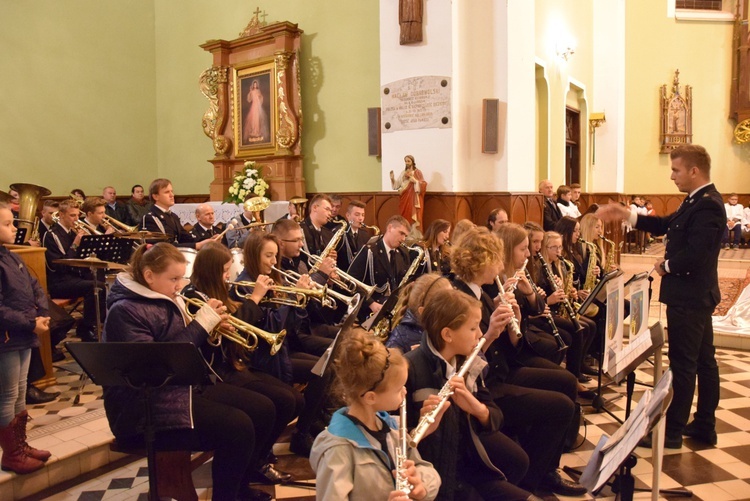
[234,60,276,157]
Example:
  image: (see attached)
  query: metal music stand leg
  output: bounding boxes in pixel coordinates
[74,264,103,405]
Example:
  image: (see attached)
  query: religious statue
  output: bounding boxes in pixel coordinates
[390,155,427,227]
[399,0,423,45]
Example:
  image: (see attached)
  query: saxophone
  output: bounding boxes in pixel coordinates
[308,220,347,274]
[372,245,426,341]
[537,253,583,332]
[601,235,617,273]
[579,239,600,317]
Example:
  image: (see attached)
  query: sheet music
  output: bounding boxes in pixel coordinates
[607,330,653,377]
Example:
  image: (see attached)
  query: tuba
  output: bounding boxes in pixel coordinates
[289,197,308,222]
[10,183,51,243]
[243,196,271,228]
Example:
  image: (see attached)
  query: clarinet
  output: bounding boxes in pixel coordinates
[495,277,523,338]
[525,269,568,351]
[409,337,487,447]
[537,252,584,333]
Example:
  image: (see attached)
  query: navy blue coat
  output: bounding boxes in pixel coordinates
[0,246,47,353]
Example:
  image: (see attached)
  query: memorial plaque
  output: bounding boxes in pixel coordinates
[381,76,451,133]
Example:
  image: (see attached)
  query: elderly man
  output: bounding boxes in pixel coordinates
[102,186,133,226]
[190,203,224,244]
[540,180,562,231]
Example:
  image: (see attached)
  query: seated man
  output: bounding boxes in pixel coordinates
[81,197,117,235]
[190,203,225,244]
[487,207,509,231]
[225,197,265,249]
[143,179,216,249]
[102,186,134,226]
[126,184,151,225]
[347,215,417,323]
[300,194,335,263]
[28,200,59,247]
[323,194,347,231]
[43,200,105,342]
[723,193,744,250]
[337,201,371,272]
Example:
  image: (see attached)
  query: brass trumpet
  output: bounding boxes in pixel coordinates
[300,248,376,298]
[178,293,286,355]
[102,215,138,233]
[227,279,327,308]
[272,266,358,309]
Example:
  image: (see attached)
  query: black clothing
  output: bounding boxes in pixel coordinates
[300,217,334,260]
[142,205,196,247]
[105,201,134,226]
[635,184,725,435]
[543,197,562,231]
[337,226,371,272]
[190,223,223,244]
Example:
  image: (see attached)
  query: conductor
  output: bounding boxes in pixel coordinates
[597,144,725,449]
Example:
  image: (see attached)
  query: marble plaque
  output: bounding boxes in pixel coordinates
[381,76,451,132]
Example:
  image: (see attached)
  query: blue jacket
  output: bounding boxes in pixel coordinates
[386,309,423,354]
[102,274,215,439]
[0,246,46,354]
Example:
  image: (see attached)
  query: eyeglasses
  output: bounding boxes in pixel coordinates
[546,245,563,251]
[281,238,304,243]
[360,348,391,396]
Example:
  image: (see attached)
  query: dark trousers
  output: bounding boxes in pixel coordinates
[218,366,302,461]
[723,225,742,245]
[48,275,106,332]
[148,383,273,500]
[666,305,720,434]
[290,351,331,435]
[494,367,576,490]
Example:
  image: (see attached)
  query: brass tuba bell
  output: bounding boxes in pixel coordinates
[10,183,51,243]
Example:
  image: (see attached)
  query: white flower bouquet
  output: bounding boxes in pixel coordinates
[225,161,270,203]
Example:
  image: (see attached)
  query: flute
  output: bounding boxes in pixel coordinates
[395,397,412,494]
[409,337,487,447]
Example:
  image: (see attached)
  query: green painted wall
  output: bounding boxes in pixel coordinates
[154,0,381,194]
[624,2,748,194]
[1,0,381,198]
[0,0,157,197]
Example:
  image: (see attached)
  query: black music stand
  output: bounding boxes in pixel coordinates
[361,283,404,331]
[66,342,208,501]
[313,294,363,376]
[78,234,133,264]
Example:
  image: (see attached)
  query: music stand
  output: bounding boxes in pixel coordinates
[313,294,363,376]
[578,268,623,317]
[66,342,208,501]
[78,234,133,264]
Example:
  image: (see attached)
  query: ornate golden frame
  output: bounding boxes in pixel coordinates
[233,59,278,158]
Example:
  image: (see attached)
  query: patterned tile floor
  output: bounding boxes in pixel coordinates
[17,346,750,500]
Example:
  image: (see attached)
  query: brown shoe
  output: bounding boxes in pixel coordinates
[0,421,44,474]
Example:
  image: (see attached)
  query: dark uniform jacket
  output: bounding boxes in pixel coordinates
[143,205,196,248]
[635,184,724,309]
[337,226,372,272]
[105,201,134,226]
[347,237,411,313]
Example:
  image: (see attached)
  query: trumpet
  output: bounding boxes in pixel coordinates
[272,266,358,309]
[102,215,138,233]
[410,337,486,447]
[300,248,376,298]
[177,293,286,355]
[228,279,327,308]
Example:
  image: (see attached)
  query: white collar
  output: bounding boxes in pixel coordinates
[467,282,482,300]
[688,182,711,199]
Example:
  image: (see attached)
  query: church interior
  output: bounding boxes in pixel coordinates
[2,0,750,500]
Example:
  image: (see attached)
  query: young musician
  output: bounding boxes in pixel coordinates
[232,232,332,456]
[348,215,414,323]
[0,204,52,474]
[43,199,105,342]
[102,242,272,501]
[338,201,371,272]
[386,273,452,354]
[301,194,335,259]
[405,288,533,500]
[323,194,347,231]
[143,178,217,249]
[81,197,116,235]
[449,228,584,497]
[311,330,441,501]
[422,219,451,275]
[185,242,298,484]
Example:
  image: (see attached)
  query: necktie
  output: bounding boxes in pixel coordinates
[389,249,397,277]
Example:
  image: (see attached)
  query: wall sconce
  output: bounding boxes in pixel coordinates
[589,112,606,165]
[556,45,575,61]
